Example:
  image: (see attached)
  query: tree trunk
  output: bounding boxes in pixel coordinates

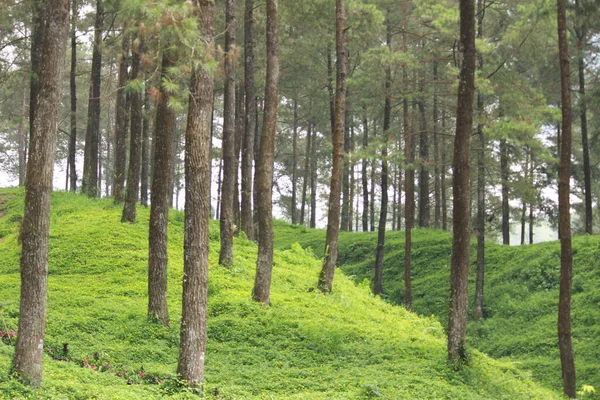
[349,124,355,232]
[233,84,244,233]
[374,13,391,296]
[500,137,510,245]
[241,0,256,240]
[300,123,312,225]
[82,0,103,198]
[219,0,237,267]
[252,0,279,304]
[68,0,78,192]
[327,48,335,136]
[140,77,150,207]
[473,0,485,321]
[441,109,447,230]
[402,0,414,311]
[310,132,317,229]
[361,111,369,232]
[341,101,351,231]
[12,0,68,385]
[177,0,214,387]
[433,61,441,228]
[215,157,222,220]
[113,35,129,203]
[417,72,430,228]
[29,0,45,148]
[121,33,143,223]
[575,9,591,234]
[370,154,376,232]
[556,0,576,395]
[148,50,176,326]
[291,99,298,224]
[448,0,475,365]
[18,82,27,187]
[318,0,346,293]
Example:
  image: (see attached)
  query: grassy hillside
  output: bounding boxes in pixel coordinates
[273,221,600,396]
[0,188,561,399]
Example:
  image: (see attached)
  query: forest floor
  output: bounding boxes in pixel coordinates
[0,188,562,399]
[274,221,600,397]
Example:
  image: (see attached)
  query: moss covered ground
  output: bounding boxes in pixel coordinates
[273,220,600,397]
[0,188,561,399]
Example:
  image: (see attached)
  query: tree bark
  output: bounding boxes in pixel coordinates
[473,0,485,321]
[252,0,279,304]
[148,50,176,326]
[341,102,351,231]
[310,132,317,229]
[122,33,143,223]
[291,99,298,224]
[318,0,346,294]
[241,0,256,240]
[433,60,441,228]
[374,13,391,296]
[18,82,27,187]
[82,0,103,198]
[68,0,78,192]
[448,0,475,365]
[233,84,244,233]
[177,0,214,387]
[361,111,369,232]
[219,0,237,267]
[140,77,150,207]
[556,0,576,395]
[500,137,510,245]
[300,123,312,225]
[12,0,68,386]
[113,35,130,203]
[417,72,430,228]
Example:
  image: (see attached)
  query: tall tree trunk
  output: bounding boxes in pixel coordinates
[574,5,591,234]
[374,13,391,296]
[417,72,430,228]
[441,109,448,230]
[361,111,369,232]
[12,0,68,385]
[29,0,45,147]
[433,60,441,228]
[121,33,143,223]
[500,137,510,245]
[341,100,351,231]
[241,0,256,240]
[402,0,414,311]
[68,0,78,192]
[148,50,176,326]
[349,124,355,232]
[177,0,214,386]
[252,0,279,304]
[300,123,312,225]
[291,99,298,224]
[448,0,475,365]
[473,0,485,321]
[327,48,335,136]
[233,84,244,233]
[140,77,150,207]
[529,153,535,244]
[215,157,222,220]
[113,34,129,203]
[82,0,103,198]
[310,132,317,229]
[219,0,237,267]
[370,154,376,232]
[556,0,576,395]
[318,0,346,293]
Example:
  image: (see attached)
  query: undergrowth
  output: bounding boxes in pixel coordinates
[0,188,560,399]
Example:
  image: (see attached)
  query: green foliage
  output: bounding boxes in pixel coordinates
[0,190,560,398]
[274,221,600,395]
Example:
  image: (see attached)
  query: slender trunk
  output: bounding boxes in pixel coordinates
[327,48,335,136]
[500,137,510,245]
[67,0,78,191]
[234,84,244,233]
[29,0,44,148]
[169,127,179,208]
[520,148,529,246]
[448,0,475,365]
[556,0,576,395]
[474,0,485,321]
[361,111,369,232]
[122,33,143,223]
[300,123,312,225]
[441,109,447,230]
[241,0,256,240]
[82,0,103,198]
[18,82,28,187]
[341,102,351,231]
[177,0,214,386]
[148,50,176,326]
[252,0,279,303]
[253,97,261,228]
[370,153,376,232]
[529,153,535,244]
[418,72,430,228]
[374,13,391,296]
[310,133,317,229]
[349,124,355,232]
[12,0,68,385]
[291,99,298,224]
[402,0,414,311]
[219,0,237,267]
[215,157,222,220]
[433,60,441,228]
[318,0,346,293]
[140,76,150,207]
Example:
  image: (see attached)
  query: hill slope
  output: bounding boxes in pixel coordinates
[0,188,559,399]
[273,220,600,395]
